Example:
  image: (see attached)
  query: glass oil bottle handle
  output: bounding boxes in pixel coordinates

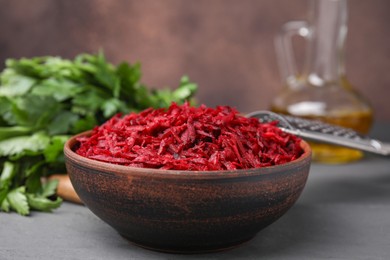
[275,21,310,85]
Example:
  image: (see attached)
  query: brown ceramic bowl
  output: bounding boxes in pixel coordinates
[64,131,312,253]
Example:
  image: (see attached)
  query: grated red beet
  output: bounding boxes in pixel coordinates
[75,102,303,171]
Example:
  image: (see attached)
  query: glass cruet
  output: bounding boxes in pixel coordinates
[271,0,374,163]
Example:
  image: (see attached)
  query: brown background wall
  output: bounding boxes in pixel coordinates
[0,0,389,121]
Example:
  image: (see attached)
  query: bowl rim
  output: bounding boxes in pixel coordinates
[64,130,312,180]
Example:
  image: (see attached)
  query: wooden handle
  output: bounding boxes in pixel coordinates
[48,174,83,205]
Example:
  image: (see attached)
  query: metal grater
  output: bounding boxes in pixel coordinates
[246,111,390,156]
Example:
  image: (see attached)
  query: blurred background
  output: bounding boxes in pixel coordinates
[0,0,389,121]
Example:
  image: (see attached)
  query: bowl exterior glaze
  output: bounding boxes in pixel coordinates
[64,131,311,253]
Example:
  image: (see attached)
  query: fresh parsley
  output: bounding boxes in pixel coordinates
[0,52,197,215]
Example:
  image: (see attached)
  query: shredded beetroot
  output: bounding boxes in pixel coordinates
[75,103,303,171]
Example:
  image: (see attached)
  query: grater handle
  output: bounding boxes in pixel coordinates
[281,127,390,156]
[247,111,390,156]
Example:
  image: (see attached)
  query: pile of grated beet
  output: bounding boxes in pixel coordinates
[75,102,303,171]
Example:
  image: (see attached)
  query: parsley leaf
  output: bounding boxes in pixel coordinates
[0,132,50,157]
[7,186,29,216]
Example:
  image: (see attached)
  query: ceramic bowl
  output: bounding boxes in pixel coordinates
[64,131,312,253]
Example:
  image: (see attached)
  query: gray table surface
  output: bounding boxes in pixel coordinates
[1,123,390,260]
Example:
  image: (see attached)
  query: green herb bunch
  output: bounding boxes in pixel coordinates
[0,52,197,215]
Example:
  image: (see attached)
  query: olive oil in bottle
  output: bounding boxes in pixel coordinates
[272,0,373,163]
